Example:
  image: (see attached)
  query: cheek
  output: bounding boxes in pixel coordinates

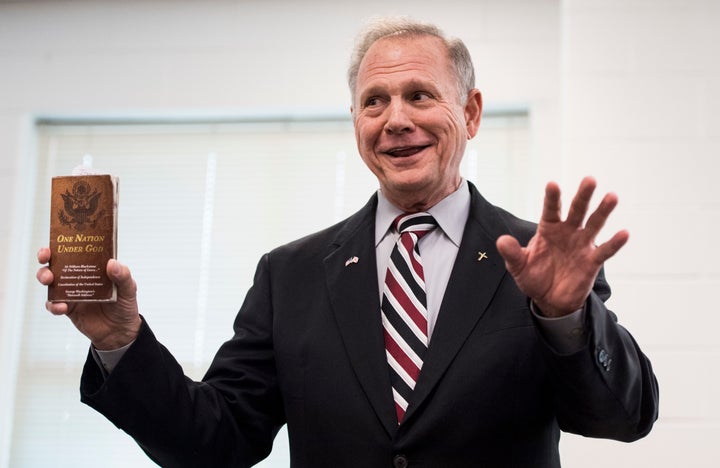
[354,125,377,169]
[424,106,464,136]
[433,121,463,151]
[355,121,381,152]
[432,117,469,167]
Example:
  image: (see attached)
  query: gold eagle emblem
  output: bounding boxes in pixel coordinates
[58,180,105,231]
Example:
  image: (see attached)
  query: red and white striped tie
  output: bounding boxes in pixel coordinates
[381,212,437,424]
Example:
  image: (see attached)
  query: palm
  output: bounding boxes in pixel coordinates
[66,294,138,348]
[497,177,628,317]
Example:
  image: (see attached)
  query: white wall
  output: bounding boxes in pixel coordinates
[0,0,717,466]
[559,1,720,465]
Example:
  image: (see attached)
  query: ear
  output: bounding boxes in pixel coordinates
[464,89,482,139]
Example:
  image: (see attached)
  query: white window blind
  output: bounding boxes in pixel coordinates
[12,113,528,467]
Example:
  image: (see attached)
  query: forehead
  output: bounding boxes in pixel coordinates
[356,35,453,91]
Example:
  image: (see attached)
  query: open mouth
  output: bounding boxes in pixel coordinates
[384,145,431,157]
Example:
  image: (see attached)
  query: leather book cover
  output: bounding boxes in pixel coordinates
[48,174,119,302]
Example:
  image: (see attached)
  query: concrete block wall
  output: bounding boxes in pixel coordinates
[559,0,720,465]
[1,0,717,466]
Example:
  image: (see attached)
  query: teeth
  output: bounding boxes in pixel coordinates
[388,146,423,157]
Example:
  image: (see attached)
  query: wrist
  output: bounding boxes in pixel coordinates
[531,300,580,318]
[92,316,142,351]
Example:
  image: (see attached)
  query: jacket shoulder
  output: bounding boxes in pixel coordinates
[466,182,537,245]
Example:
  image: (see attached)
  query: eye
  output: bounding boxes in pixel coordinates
[411,91,432,102]
[364,96,381,107]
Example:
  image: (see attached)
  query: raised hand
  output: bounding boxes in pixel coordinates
[496,177,629,317]
[36,247,142,350]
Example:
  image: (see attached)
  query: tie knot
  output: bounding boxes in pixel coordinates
[394,212,437,236]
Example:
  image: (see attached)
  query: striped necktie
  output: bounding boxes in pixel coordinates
[381,212,437,424]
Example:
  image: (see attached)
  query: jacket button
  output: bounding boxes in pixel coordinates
[393,454,409,468]
[597,348,612,371]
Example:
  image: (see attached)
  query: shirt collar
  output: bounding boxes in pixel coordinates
[375,180,471,247]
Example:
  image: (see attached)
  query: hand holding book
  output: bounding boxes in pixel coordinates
[37,248,142,350]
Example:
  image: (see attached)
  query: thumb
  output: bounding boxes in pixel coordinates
[496,235,526,275]
[106,259,137,298]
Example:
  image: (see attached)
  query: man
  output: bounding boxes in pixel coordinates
[36,17,658,467]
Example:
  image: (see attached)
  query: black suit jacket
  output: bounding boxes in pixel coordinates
[81,182,658,467]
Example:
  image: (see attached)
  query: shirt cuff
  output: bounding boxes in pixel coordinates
[530,302,586,354]
[91,340,135,374]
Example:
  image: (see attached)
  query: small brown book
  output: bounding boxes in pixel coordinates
[48,174,119,302]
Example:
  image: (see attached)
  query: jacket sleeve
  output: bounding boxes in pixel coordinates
[80,254,285,468]
[535,270,659,442]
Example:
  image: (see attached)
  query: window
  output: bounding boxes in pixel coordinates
[12,112,528,467]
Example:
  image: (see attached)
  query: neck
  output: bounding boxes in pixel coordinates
[384,179,463,213]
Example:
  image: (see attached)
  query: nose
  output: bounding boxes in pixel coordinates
[384,100,415,134]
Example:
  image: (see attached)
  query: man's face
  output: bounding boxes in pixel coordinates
[352,35,481,211]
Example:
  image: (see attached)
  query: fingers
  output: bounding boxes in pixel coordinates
[584,191,618,240]
[595,229,630,263]
[540,182,562,224]
[565,176,597,228]
[45,300,69,316]
[555,177,621,241]
[557,178,628,260]
[36,248,54,286]
[38,247,68,315]
[37,247,51,264]
[36,265,53,286]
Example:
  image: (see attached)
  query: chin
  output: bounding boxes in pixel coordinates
[387,178,431,195]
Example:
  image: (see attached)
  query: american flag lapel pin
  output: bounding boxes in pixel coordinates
[345,256,359,267]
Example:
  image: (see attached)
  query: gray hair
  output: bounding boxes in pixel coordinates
[347,17,476,103]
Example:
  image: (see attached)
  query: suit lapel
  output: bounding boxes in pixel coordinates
[322,185,521,432]
[323,195,397,437]
[403,184,513,424]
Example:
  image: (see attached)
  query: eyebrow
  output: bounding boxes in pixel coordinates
[358,78,441,101]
